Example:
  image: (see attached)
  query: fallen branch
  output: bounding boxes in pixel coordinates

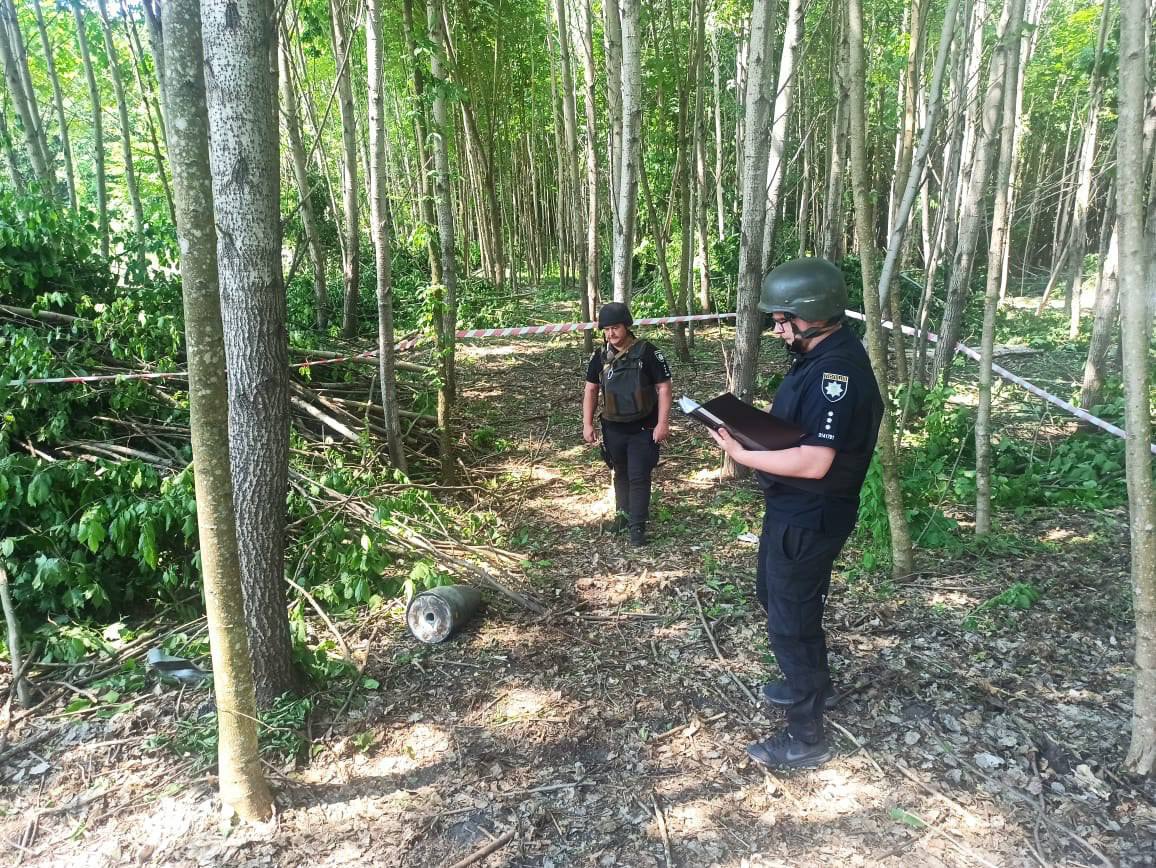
[652,791,674,868]
[445,828,515,868]
[692,590,759,706]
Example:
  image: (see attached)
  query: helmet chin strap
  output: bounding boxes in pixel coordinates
[790,317,842,346]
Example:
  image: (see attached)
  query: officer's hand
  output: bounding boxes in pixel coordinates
[709,426,739,456]
[652,422,670,444]
[583,423,598,445]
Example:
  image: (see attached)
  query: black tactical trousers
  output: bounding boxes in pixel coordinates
[601,423,659,530]
[756,516,849,742]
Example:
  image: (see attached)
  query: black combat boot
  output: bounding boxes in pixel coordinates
[746,729,833,771]
[629,525,648,547]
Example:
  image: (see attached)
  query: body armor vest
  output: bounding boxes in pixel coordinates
[600,339,657,423]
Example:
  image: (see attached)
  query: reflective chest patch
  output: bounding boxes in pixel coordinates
[821,372,849,402]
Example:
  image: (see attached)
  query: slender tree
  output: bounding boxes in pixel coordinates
[759,0,803,270]
[200,0,297,705]
[429,0,458,479]
[367,0,407,473]
[97,0,147,253]
[726,0,779,475]
[330,0,361,339]
[73,0,108,258]
[846,0,914,579]
[31,0,77,209]
[1118,0,1155,777]
[975,0,1027,536]
[0,1,51,187]
[160,0,272,820]
[611,0,642,302]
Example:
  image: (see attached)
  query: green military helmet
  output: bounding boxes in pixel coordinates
[758,257,848,323]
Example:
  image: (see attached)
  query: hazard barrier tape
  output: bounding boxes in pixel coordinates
[843,310,1155,455]
[4,308,1149,455]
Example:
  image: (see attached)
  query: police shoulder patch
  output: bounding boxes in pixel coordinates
[821,371,849,403]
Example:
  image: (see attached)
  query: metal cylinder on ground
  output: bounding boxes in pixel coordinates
[406,585,483,643]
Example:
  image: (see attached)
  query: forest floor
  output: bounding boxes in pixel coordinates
[1,322,1154,867]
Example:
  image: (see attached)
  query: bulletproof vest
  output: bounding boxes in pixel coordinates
[600,339,657,423]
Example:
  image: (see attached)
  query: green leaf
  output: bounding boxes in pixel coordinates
[889,807,927,830]
[361,677,380,690]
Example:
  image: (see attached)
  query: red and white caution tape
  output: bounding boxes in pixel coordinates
[843,310,1153,454]
[4,307,1148,455]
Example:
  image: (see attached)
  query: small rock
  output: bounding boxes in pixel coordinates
[975,752,1004,770]
[904,731,921,746]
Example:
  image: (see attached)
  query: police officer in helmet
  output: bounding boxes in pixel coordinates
[709,258,883,770]
[582,302,672,547]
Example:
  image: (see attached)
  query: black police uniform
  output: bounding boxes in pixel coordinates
[755,325,883,742]
[586,341,672,532]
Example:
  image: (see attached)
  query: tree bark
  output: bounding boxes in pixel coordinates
[367,0,408,473]
[160,0,272,821]
[724,0,779,479]
[122,0,175,226]
[847,0,914,579]
[31,0,77,209]
[200,0,297,706]
[72,1,108,259]
[975,0,1027,537]
[1118,0,1156,777]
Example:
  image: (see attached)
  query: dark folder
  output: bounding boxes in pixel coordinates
[678,392,806,451]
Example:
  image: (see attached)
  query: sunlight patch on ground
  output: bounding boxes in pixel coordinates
[1042,527,1075,542]
[361,723,452,777]
[485,688,570,727]
[927,590,979,610]
[460,343,518,357]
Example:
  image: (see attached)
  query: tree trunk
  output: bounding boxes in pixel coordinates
[429,0,458,480]
[579,0,600,348]
[31,0,77,209]
[724,0,779,479]
[200,0,297,706]
[603,0,623,215]
[759,0,803,271]
[931,0,1018,385]
[711,26,726,241]
[96,0,147,258]
[1118,0,1156,775]
[0,109,24,192]
[329,0,360,339]
[819,9,848,261]
[121,0,175,228]
[278,35,328,332]
[0,2,51,187]
[161,0,272,821]
[847,0,914,580]
[401,0,442,286]
[0,563,30,708]
[975,0,1027,537]
[1078,215,1119,419]
[1063,2,1111,340]
[366,0,408,473]
[73,1,108,259]
[611,0,642,303]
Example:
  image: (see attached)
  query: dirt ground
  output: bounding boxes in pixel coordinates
[2,330,1154,867]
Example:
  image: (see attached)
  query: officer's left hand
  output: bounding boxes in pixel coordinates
[652,422,670,444]
[708,426,740,457]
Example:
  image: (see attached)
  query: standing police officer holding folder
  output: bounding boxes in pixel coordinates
[709,258,883,770]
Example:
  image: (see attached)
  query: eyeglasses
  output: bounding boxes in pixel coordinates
[764,313,795,332]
